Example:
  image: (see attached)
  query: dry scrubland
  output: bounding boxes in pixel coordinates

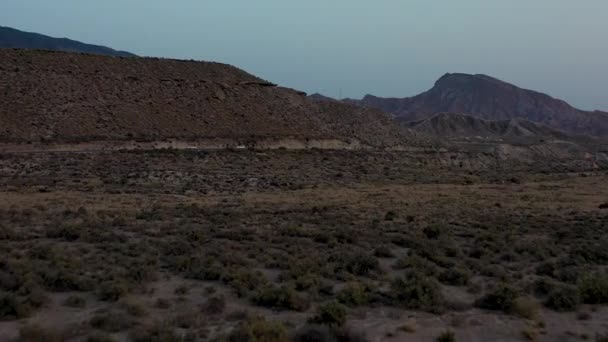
[0,149,607,342]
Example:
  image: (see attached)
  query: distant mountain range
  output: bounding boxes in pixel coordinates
[0,26,136,57]
[341,73,608,137]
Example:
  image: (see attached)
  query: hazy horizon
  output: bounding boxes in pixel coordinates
[2,0,607,110]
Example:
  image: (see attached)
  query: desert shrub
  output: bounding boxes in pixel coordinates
[374,246,394,258]
[308,301,348,328]
[579,273,608,304]
[228,316,289,342]
[571,242,608,265]
[343,252,379,277]
[384,211,397,221]
[97,280,129,301]
[174,285,189,296]
[62,295,86,308]
[333,327,369,342]
[45,224,83,241]
[0,292,31,319]
[390,272,443,312]
[40,267,91,292]
[129,324,182,342]
[86,332,118,342]
[90,311,132,332]
[0,225,15,240]
[521,328,538,341]
[125,262,158,285]
[293,325,333,342]
[202,295,226,315]
[222,269,268,297]
[294,325,368,342]
[512,297,540,320]
[121,300,147,317]
[436,330,456,342]
[423,225,442,239]
[545,286,580,311]
[393,255,438,276]
[182,257,222,281]
[414,244,454,268]
[252,285,309,311]
[18,323,64,342]
[292,273,323,291]
[337,282,373,307]
[155,298,171,309]
[475,284,518,312]
[532,277,556,297]
[18,284,49,309]
[134,208,162,221]
[438,268,470,286]
[596,333,608,342]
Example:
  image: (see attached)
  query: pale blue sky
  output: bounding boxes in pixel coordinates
[2,0,607,110]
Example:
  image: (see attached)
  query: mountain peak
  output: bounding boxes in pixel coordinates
[434,73,510,88]
[349,73,608,137]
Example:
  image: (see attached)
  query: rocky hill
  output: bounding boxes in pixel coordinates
[0,26,136,57]
[405,112,573,143]
[309,93,339,103]
[0,49,423,148]
[346,73,608,137]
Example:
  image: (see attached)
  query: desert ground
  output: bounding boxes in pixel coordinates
[1,148,607,342]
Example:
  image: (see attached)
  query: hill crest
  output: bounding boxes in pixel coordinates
[0,26,136,57]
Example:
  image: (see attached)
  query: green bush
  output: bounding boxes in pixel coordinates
[0,292,37,320]
[86,332,119,342]
[202,295,226,315]
[384,211,397,221]
[545,286,580,311]
[437,330,456,342]
[390,272,443,312]
[438,268,470,286]
[228,316,289,342]
[374,246,394,258]
[423,225,442,239]
[90,311,132,332]
[393,255,438,276]
[579,273,608,304]
[129,323,182,342]
[344,253,379,277]
[222,269,268,297]
[97,280,129,302]
[337,282,373,307]
[252,285,309,311]
[63,295,86,308]
[475,284,518,312]
[308,301,348,328]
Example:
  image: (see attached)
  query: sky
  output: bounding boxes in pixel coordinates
[2,0,607,110]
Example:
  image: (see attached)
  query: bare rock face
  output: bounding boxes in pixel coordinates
[0,49,425,148]
[347,73,608,137]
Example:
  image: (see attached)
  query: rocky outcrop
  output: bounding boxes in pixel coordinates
[0,49,427,148]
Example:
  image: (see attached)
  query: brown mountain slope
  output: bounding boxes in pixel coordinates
[346,73,608,137]
[0,49,424,148]
[404,112,574,142]
[308,93,339,103]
